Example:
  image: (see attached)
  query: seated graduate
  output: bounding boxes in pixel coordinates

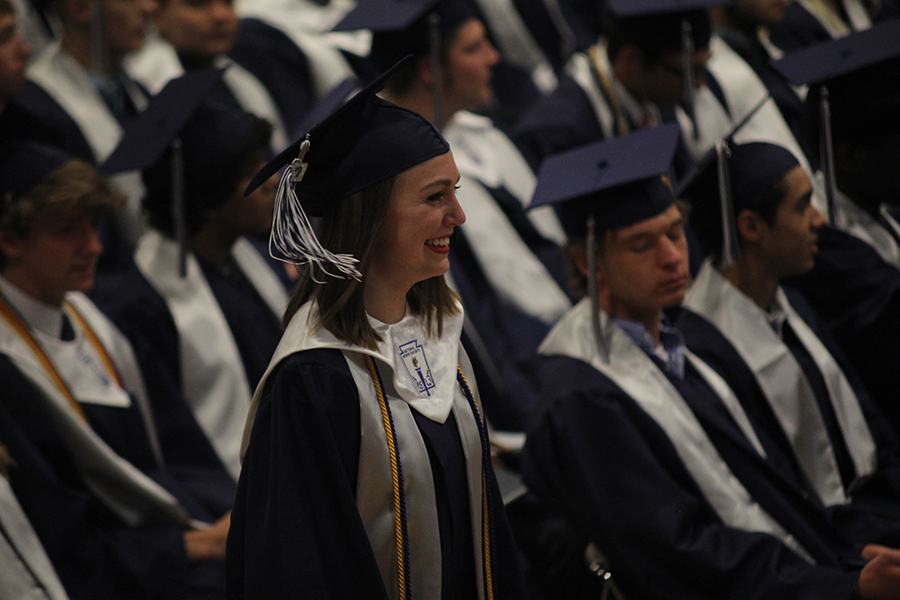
[93,70,285,482]
[0,436,70,600]
[0,0,157,267]
[335,0,572,432]
[769,0,897,52]
[226,58,528,600]
[0,140,234,599]
[677,140,900,518]
[520,124,900,600]
[124,0,290,154]
[228,0,363,137]
[770,27,900,435]
[707,0,816,167]
[511,0,723,173]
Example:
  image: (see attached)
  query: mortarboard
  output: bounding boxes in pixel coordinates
[529,124,682,362]
[0,141,73,205]
[530,123,682,238]
[245,56,450,281]
[771,19,900,223]
[333,0,475,129]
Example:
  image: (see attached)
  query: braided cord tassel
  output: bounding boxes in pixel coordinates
[457,368,496,600]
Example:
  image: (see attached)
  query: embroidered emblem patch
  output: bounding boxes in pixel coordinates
[399,340,435,397]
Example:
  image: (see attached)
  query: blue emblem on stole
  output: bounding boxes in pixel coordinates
[399,340,435,397]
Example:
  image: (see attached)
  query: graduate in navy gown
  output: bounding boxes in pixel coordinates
[92,71,286,483]
[334,0,572,432]
[0,140,234,600]
[677,140,900,523]
[227,58,528,600]
[511,0,722,174]
[521,125,900,600]
[769,0,897,52]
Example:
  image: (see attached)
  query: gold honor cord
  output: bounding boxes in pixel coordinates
[365,357,496,600]
[366,355,410,600]
[0,296,122,425]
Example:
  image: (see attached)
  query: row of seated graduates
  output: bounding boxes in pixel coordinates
[2,0,900,597]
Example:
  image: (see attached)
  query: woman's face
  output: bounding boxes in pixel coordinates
[368,151,464,294]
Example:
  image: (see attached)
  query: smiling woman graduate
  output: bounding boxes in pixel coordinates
[225,58,528,600]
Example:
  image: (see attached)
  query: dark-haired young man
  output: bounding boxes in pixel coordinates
[0,140,234,599]
[522,127,900,600]
[0,0,31,110]
[678,141,900,520]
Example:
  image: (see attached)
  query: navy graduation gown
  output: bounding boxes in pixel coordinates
[522,353,875,600]
[786,226,900,439]
[229,18,317,137]
[227,349,528,600]
[676,298,900,525]
[0,355,227,600]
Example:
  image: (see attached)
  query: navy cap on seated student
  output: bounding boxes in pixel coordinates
[520,125,900,600]
[227,58,528,600]
[512,0,722,172]
[93,70,285,483]
[0,140,235,600]
[677,140,900,522]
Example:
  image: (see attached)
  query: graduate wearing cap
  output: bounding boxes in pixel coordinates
[0,140,235,599]
[337,0,572,433]
[677,141,900,525]
[227,60,528,600]
[512,0,729,173]
[520,125,900,600]
[0,0,157,270]
[123,0,291,155]
[769,0,897,52]
[92,70,287,483]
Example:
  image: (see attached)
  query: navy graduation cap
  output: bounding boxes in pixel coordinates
[0,141,73,204]
[530,123,682,239]
[771,19,900,223]
[605,0,729,17]
[244,56,450,280]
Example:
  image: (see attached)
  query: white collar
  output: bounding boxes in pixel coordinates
[0,275,64,339]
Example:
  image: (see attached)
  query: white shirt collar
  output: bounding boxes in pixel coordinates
[0,275,65,339]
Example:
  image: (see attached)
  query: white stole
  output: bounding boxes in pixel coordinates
[124,37,289,153]
[796,0,872,38]
[470,0,558,93]
[0,474,70,600]
[833,190,900,268]
[234,0,359,98]
[244,302,490,599]
[566,48,618,140]
[684,261,877,506]
[28,44,148,249]
[444,112,571,325]
[0,293,191,528]
[135,231,286,480]
[540,299,814,562]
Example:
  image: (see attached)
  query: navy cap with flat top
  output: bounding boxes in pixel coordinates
[772,19,900,86]
[0,141,73,204]
[529,123,681,238]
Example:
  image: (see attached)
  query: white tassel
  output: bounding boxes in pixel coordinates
[268,138,363,281]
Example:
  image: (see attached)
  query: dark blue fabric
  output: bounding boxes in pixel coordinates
[0,354,226,600]
[229,18,316,137]
[787,226,900,439]
[227,348,528,599]
[522,352,866,599]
